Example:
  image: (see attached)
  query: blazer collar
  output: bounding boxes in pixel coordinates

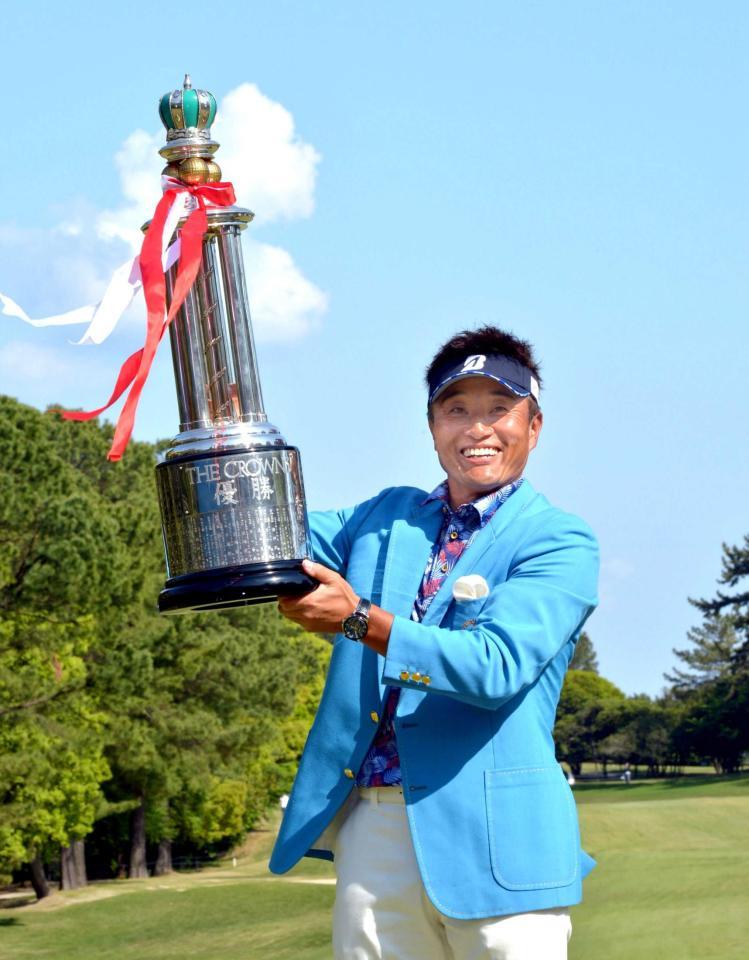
[379,496,444,620]
[379,480,537,622]
[374,481,536,705]
[418,479,537,626]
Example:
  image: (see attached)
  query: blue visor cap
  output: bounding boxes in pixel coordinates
[428,354,540,406]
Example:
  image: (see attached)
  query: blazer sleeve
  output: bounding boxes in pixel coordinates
[308,487,400,576]
[381,513,599,710]
[308,509,354,574]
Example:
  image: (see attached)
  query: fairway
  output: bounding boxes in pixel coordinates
[571,775,749,959]
[2,776,748,960]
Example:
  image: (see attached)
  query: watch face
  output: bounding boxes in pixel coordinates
[343,614,368,641]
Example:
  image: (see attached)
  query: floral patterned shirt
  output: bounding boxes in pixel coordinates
[355,477,524,787]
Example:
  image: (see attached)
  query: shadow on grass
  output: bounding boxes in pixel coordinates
[573,772,749,803]
[0,894,36,910]
[660,773,749,789]
[0,917,22,926]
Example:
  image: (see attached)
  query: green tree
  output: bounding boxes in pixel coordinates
[554,670,626,775]
[98,601,326,875]
[667,543,749,773]
[597,696,678,775]
[569,631,599,673]
[666,615,740,690]
[692,536,749,642]
[671,678,749,773]
[0,398,135,894]
[1,395,332,891]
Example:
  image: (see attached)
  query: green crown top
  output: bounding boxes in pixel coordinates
[159,74,217,135]
[158,74,219,163]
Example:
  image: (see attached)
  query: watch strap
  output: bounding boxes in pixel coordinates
[342,598,371,641]
[354,598,371,619]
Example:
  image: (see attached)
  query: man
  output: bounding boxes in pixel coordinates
[273,326,599,959]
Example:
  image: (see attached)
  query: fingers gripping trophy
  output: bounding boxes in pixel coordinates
[153,76,317,613]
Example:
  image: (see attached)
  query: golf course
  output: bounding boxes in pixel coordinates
[2,774,747,960]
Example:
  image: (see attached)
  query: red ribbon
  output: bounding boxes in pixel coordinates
[62,180,236,461]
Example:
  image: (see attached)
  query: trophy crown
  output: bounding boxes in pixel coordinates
[158,74,220,165]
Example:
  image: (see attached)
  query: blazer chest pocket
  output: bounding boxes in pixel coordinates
[484,765,578,891]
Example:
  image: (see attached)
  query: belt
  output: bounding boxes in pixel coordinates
[357,786,405,805]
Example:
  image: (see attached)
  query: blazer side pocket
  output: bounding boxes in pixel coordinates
[484,765,579,890]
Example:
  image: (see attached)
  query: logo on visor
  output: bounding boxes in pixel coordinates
[461,355,487,371]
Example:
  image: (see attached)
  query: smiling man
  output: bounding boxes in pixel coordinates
[272,326,599,960]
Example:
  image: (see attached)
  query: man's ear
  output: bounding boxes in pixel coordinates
[528,408,543,451]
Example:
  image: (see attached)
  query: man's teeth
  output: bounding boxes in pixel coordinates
[463,448,498,458]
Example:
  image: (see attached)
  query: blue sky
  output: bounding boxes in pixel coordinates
[2,2,748,695]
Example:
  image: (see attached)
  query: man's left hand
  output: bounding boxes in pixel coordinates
[278,559,360,634]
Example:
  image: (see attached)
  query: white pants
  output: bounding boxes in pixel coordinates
[332,787,572,960]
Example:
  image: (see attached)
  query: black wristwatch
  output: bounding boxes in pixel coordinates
[342,598,371,642]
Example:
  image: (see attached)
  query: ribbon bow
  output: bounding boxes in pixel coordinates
[62,178,236,461]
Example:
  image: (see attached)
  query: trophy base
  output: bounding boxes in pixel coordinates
[158,559,317,614]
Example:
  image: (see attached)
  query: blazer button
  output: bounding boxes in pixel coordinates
[400,670,410,681]
[411,672,422,682]
[422,675,432,685]
[344,768,354,779]
[370,711,380,723]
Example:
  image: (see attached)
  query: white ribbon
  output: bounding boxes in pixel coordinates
[1,180,194,347]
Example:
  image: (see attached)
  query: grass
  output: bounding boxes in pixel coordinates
[2,775,748,959]
[571,774,749,958]
[573,771,749,803]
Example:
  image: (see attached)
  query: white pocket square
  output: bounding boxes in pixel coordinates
[452,574,490,601]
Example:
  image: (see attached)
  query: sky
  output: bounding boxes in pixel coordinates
[1,1,748,696]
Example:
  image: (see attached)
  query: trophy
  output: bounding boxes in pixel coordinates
[153,76,317,613]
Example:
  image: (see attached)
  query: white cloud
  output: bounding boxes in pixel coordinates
[598,556,636,605]
[214,83,321,225]
[245,239,327,341]
[91,82,325,341]
[601,558,635,581]
[0,340,74,382]
[0,219,125,313]
[97,129,162,251]
[55,221,84,238]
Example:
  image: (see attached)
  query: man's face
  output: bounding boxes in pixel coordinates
[428,377,543,509]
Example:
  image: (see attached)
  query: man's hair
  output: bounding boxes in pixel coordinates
[425,325,543,416]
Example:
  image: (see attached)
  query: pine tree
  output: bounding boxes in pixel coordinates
[0,398,125,889]
[569,631,599,672]
[668,539,749,771]
[692,536,749,648]
[665,615,739,691]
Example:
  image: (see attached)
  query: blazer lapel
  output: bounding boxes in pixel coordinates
[421,480,537,627]
[380,498,445,618]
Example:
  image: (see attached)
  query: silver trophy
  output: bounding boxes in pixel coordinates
[154,76,316,613]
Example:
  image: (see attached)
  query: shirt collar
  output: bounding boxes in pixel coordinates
[422,477,524,526]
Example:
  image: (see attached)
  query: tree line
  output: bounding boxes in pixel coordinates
[0,396,329,899]
[555,600,749,777]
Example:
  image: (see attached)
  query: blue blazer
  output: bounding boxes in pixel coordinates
[269,481,599,920]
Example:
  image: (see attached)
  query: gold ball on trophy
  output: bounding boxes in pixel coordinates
[161,163,181,180]
[178,157,209,184]
[205,160,222,183]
